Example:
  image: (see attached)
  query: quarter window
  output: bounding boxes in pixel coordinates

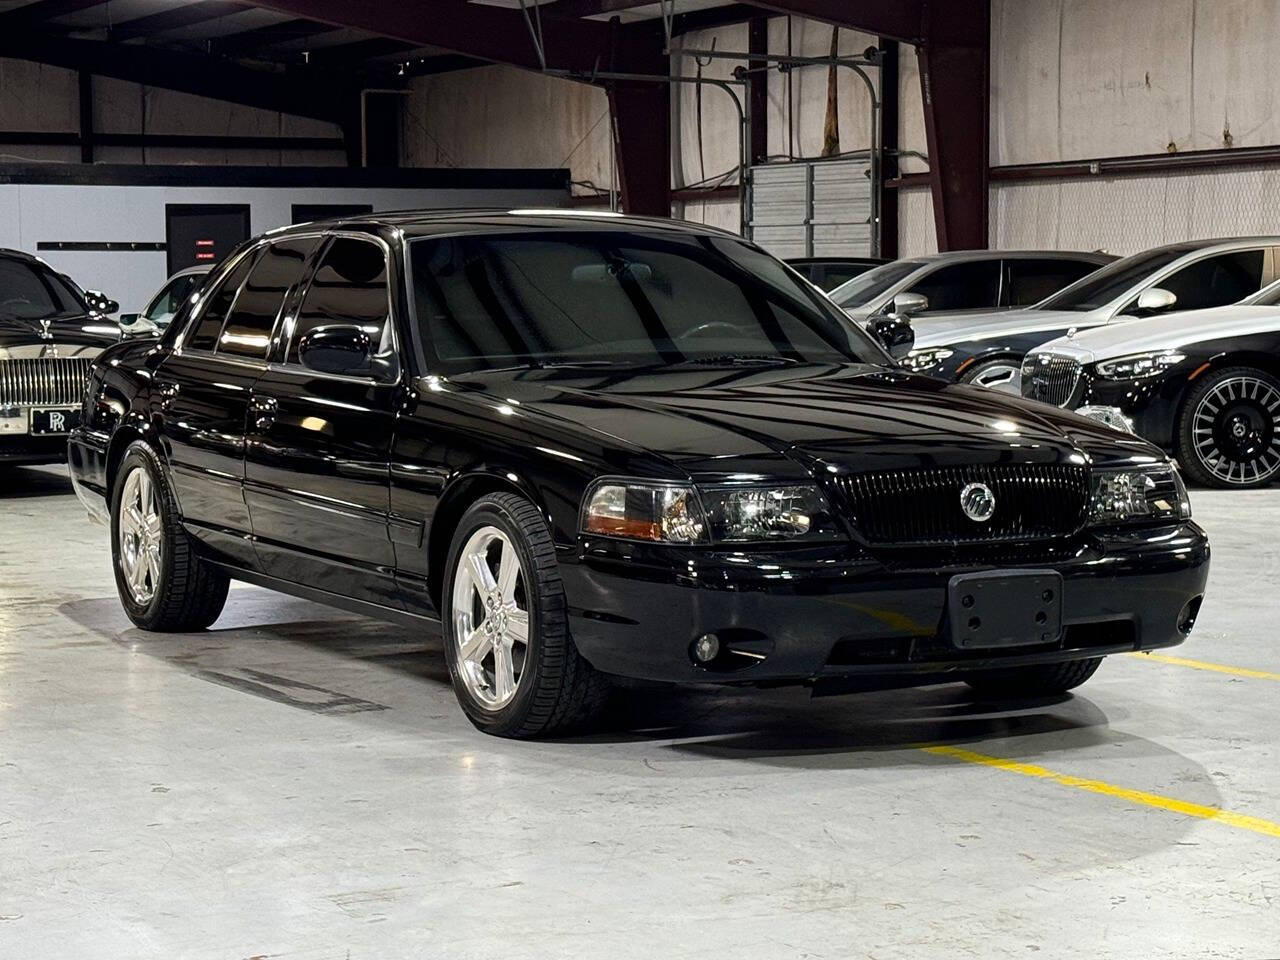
[906,260,1001,311]
[217,237,320,359]
[288,236,393,368]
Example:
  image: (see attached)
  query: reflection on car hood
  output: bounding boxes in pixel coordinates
[0,314,121,350]
[910,309,1085,348]
[450,363,1157,474]
[1030,304,1280,364]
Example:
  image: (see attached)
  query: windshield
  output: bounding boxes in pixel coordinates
[829,259,926,308]
[0,258,88,321]
[409,230,886,373]
[1247,278,1280,306]
[143,273,204,326]
[1037,244,1199,312]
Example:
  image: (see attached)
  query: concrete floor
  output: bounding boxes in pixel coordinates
[1,464,1277,960]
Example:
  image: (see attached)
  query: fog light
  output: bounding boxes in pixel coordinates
[691,633,720,664]
[1076,405,1135,434]
[1178,596,1203,635]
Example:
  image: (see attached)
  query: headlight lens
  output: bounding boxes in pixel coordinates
[901,347,953,372]
[1089,464,1191,524]
[581,481,836,543]
[1094,351,1185,380]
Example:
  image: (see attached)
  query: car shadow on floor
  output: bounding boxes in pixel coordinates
[0,464,74,498]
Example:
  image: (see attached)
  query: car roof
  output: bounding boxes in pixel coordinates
[0,247,58,267]
[168,264,214,280]
[907,249,1115,264]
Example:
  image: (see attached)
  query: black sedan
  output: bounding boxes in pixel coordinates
[0,248,121,465]
[69,212,1208,738]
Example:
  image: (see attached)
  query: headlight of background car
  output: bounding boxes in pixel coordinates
[1089,464,1191,524]
[581,481,838,543]
[901,347,953,373]
[1094,351,1185,380]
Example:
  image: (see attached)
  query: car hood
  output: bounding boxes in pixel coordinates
[0,315,121,353]
[447,363,1155,476]
[1029,304,1280,363]
[910,309,1089,349]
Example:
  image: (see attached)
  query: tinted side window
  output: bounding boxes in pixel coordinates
[288,237,392,366]
[1138,249,1266,314]
[907,260,1001,311]
[186,251,259,352]
[218,237,319,358]
[1005,259,1100,306]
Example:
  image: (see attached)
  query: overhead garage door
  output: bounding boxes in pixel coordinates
[748,158,875,259]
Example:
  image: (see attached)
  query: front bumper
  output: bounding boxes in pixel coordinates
[1074,370,1185,453]
[562,523,1209,684]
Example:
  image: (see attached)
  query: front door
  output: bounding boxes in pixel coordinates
[243,234,402,608]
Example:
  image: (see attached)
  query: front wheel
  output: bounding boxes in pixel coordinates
[442,492,609,738]
[959,357,1022,394]
[1176,366,1280,488]
[964,657,1102,699]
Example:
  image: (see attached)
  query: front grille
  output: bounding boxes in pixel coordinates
[827,464,1091,545]
[0,358,93,407]
[1022,354,1081,407]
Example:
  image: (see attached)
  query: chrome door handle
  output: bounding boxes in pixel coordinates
[250,396,278,432]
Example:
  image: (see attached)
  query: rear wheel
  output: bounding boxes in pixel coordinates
[964,657,1102,699]
[442,492,609,738]
[1177,366,1280,488]
[110,441,229,631]
[959,357,1022,394]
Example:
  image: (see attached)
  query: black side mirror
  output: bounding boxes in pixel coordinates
[85,290,119,314]
[298,324,374,376]
[868,314,915,360]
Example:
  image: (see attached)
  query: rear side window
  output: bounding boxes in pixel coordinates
[907,260,1001,311]
[287,236,392,366]
[186,251,259,352]
[217,237,320,358]
[1004,259,1100,306]
[1138,249,1267,313]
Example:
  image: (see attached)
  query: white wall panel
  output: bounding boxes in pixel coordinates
[899,187,938,257]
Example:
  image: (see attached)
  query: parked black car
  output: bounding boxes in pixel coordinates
[786,256,887,291]
[70,213,1208,738]
[0,248,121,465]
[1023,281,1280,488]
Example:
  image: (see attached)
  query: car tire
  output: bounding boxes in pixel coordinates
[442,492,609,738]
[110,440,229,631]
[1176,365,1280,489]
[964,656,1102,699]
[959,357,1023,394]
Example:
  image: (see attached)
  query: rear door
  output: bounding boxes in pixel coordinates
[905,259,1003,314]
[1002,258,1102,307]
[242,233,403,608]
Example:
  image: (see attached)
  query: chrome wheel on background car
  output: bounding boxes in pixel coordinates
[960,358,1022,394]
[450,525,530,709]
[117,465,163,604]
[1179,367,1280,488]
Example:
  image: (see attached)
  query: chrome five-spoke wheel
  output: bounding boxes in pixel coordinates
[450,525,530,709]
[118,465,163,605]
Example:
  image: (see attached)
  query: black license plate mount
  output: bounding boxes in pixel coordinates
[30,407,80,435]
[948,569,1063,650]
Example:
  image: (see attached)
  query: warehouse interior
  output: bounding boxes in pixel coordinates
[1,1,1279,958]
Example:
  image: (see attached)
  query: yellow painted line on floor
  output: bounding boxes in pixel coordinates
[921,744,1280,840]
[1126,651,1280,681]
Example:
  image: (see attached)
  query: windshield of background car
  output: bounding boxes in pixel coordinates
[1247,278,1280,306]
[409,230,887,373]
[0,258,87,320]
[1036,244,1201,312]
[143,273,203,326]
[829,259,926,308]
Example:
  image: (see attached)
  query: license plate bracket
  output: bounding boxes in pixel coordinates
[30,407,80,436]
[948,570,1063,650]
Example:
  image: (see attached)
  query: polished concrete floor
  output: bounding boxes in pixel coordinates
[1,464,1277,959]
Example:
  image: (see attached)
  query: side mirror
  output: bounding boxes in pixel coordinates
[85,290,119,314]
[1136,287,1177,314]
[868,314,916,360]
[891,292,929,317]
[298,324,374,376]
[118,313,140,326]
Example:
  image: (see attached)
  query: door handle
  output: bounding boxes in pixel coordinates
[249,395,278,433]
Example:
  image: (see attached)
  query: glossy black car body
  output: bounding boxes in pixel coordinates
[69,213,1208,725]
[0,248,120,464]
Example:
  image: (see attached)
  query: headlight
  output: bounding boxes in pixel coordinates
[1094,351,1185,380]
[581,481,837,543]
[901,347,953,372]
[1089,464,1191,524]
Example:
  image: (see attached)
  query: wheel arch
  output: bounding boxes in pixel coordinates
[1173,351,1280,448]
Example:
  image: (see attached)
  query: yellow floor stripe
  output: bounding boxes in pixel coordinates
[1127,651,1280,681]
[921,745,1280,839]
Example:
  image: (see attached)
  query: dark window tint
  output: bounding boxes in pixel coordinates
[1004,259,1100,306]
[907,260,1001,311]
[289,237,392,365]
[819,265,878,290]
[1131,249,1266,314]
[1039,244,1200,312]
[831,259,925,308]
[187,251,258,351]
[0,259,83,320]
[218,237,319,358]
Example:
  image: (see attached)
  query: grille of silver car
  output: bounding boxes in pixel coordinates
[825,464,1091,546]
[0,358,94,407]
[1021,354,1081,408]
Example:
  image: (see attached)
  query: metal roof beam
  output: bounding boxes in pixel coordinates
[107,1,249,43]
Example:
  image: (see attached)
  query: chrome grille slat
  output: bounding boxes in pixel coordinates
[0,358,94,406]
[826,464,1091,546]
[1022,354,1082,408]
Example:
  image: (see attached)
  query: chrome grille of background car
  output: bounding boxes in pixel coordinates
[0,358,93,406]
[1022,354,1082,408]
[826,464,1091,545]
